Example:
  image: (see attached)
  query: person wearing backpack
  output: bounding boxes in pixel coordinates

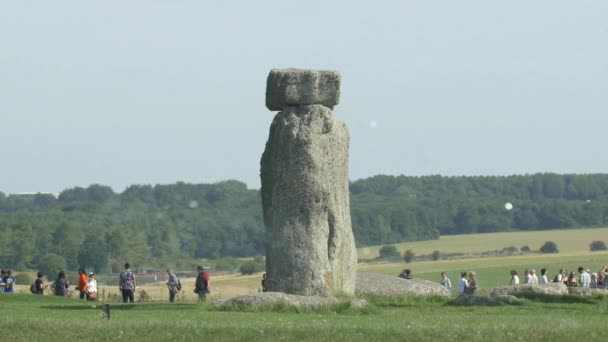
[33,272,47,295]
[166,269,180,303]
[52,271,70,297]
[119,263,136,303]
[194,265,210,301]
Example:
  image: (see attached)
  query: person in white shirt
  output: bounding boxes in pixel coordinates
[524,269,534,284]
[578,267,591,288]
[457,272,468,294]
[440,272,452,290]
[510,270,520,285]
[87,272,98,300]
[539,268,548,284]
[530,269,539,285]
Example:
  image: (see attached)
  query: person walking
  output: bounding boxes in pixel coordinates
[53,271,70,297]
[166,269,179,303]
[119,263,136,303]
[194,266,210,301]
[578,267,591,288]
[34,272,47,295]
[457,272,468,294]
[78,268,88,299]
[465,272,478,294]
[440,272,452,290]
[87,272,97,301]
[3,270,15,294]
[510,270,520,285]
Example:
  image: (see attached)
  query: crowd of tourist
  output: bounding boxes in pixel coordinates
[0,263,211,303]
[397,264,608,293]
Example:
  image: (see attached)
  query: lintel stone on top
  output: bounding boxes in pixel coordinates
[265,68,341,111]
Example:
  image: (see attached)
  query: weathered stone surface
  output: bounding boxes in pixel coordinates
[216,292,339,309]
[266,68,341,111]
[451,294,505,306]
[261,104,357,296]
[216,292,368,310]
[490,283,568,297]
[567,287,608,296]
[355,272,451,297]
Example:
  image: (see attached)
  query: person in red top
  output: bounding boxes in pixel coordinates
[78,268,88,300]
[194,266,210,301]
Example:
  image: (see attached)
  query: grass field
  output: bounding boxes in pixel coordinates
[2,227,608,341]
[357,227,608,259]
[1,288,607,341]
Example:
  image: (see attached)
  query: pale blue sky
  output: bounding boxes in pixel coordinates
[1,1,607,194]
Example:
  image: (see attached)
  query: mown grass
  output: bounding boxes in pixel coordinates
[1,292,607,341]
[357,226,608,259]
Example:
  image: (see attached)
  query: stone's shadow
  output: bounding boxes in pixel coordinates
[514,293,598,304]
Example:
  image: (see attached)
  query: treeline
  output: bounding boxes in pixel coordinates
[351,174,608,244]
[1,173,608,273]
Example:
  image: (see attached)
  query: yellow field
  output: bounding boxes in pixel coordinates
[357,227,608,259]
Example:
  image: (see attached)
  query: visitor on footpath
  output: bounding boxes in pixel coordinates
[457,272,468,294]
[78,268,88,299]
[398,269,413,279]
[567,271,579,287]
[590,273,598,288]
[539,268,548,284]
[4,270,15,293]
[465,272,478,294]
[530,269,539,284]
[261,273,269,292]
[440,272,452,290]
[194,266,210,301]
[87,272,97,300]
[166,269,179,303]
[553,269,563,283]
[510,270,520,285]
[119,263,136,303]
[599,266,608,288]
[561,269,569,285]
[52,271,70,297]
[578,267,591,288]
[0,269,6,293]
[34,272,47,295]
[524,269,533,285]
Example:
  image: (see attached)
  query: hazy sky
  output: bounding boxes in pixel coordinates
[1,1,607,194]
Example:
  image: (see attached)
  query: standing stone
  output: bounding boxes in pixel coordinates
[261,68,357,297]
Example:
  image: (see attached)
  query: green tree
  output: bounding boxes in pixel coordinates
[539,241,559,253]
[403,249,415,263]
[589,240,607,251]
[37,253,67,278]
[378,245,401,261]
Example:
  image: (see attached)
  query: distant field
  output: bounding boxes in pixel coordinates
[357,227,608,259]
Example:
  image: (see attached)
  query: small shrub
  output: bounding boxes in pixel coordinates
[137,289,151,302]
[431,250,440,261]
[520,245,531,252]
[403,249,415,263]
[502,246,518,253]
[379,245,401,261]
[589,240,607,251]
[14,272,35,286]
[539,241,559,254]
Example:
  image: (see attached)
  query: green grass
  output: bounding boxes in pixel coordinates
[1,292,607,341]
[357,226,608,259]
